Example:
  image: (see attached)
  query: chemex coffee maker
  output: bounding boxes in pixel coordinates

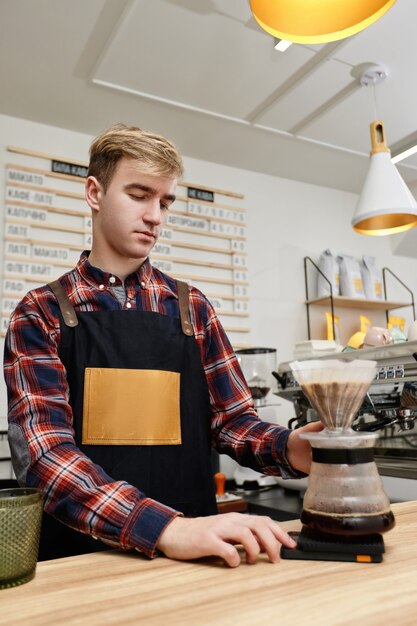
[281,358,395,563]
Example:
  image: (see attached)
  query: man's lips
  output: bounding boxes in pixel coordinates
[136,230,157,239]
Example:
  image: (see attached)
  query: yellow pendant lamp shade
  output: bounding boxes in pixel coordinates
[352,122,417,236]
[250,0,397,44]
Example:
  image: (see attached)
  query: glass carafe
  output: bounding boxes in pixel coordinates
[290,359,395,536]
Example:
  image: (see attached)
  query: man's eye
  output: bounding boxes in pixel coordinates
[129,194,145,201]
[160,202,170,211]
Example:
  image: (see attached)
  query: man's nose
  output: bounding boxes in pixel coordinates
[143,198,163,224]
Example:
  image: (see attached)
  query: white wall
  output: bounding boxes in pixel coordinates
[2,114,417,481]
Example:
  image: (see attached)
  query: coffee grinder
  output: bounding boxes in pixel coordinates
[234,348,279,489]
[236,348,277,408]
[281,359,395,563]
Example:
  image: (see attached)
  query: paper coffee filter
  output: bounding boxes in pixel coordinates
[290,359,377,385]
[289,359,377,430]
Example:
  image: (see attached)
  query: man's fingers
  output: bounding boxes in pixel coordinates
[211,538,241,567]
[301,420,323,433]
[270,522,297,548]
[227,512,295,543]
[220,523,261,565]
[156,513,295,567]
[218,514,295,564]
[236,516,296,563]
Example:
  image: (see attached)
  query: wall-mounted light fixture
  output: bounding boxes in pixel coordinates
[250,0,397,44]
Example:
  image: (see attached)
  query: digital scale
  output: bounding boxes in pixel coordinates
[281,527,385,563]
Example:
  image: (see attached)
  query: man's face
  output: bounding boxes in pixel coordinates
[87,157,177,264]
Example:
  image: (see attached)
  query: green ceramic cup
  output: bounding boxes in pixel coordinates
[0,488,43,590]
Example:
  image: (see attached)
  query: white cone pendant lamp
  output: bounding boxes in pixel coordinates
[250,0,397,44]
[352,121,417,236]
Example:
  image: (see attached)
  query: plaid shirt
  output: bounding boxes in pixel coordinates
[4,252,299,557]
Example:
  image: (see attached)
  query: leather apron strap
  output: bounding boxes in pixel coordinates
[49,278,193,336]
[48,279,78,327]
[176,279,193,336]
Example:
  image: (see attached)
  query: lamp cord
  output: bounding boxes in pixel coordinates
[372,81,379,120]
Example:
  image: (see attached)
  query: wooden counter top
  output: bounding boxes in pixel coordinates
[1,500,417,626]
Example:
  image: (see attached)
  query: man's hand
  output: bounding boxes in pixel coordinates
[286,420,323,474]
[156,513,297,567]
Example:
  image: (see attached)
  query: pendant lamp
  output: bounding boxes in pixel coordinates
[352,121,417,236]
[250,0,397,44]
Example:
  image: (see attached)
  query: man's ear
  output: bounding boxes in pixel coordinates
[85,176,103,212]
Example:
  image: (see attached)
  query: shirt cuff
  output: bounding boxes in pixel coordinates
[273,428,308,479]
[120,498,182,558]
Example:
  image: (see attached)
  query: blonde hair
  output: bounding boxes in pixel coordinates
[88,123,184,190]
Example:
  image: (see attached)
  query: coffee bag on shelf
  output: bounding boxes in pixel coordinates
[337,254,365,298]
[317,249,340,297]
[361,255,384,300]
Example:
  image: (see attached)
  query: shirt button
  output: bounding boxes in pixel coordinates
[99,284,104,290]
[126,302,132,309]
[109,276,116,284]
[140,281,146,288]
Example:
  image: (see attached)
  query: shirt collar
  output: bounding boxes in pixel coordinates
[76,251,153,287]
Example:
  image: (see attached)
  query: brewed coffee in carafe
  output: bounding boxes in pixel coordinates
[290,359,395,536]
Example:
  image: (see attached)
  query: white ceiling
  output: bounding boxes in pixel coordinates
[1,0,417,194]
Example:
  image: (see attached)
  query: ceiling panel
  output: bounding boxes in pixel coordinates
[255,55,357,133]
[0,0,416,193]
[401,154,417,168]
[303,72,412,154]
[303,0,417,149]
[331,0,412,69]
[93,0,315,120]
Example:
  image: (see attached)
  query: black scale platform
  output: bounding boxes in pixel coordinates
[280,526,385,563]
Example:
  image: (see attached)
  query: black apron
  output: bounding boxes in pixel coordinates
[38,279,217,560]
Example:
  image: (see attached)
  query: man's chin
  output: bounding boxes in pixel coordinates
[127,243,155,258]
[126,252,149,263]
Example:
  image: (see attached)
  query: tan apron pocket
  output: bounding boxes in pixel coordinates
[82,368,181,445]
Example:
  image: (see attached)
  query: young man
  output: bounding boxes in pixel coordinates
[4,124,321,567]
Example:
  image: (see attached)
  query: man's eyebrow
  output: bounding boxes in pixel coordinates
[124,182,176,202]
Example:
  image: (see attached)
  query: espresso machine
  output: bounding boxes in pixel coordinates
[276,354,399,563]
